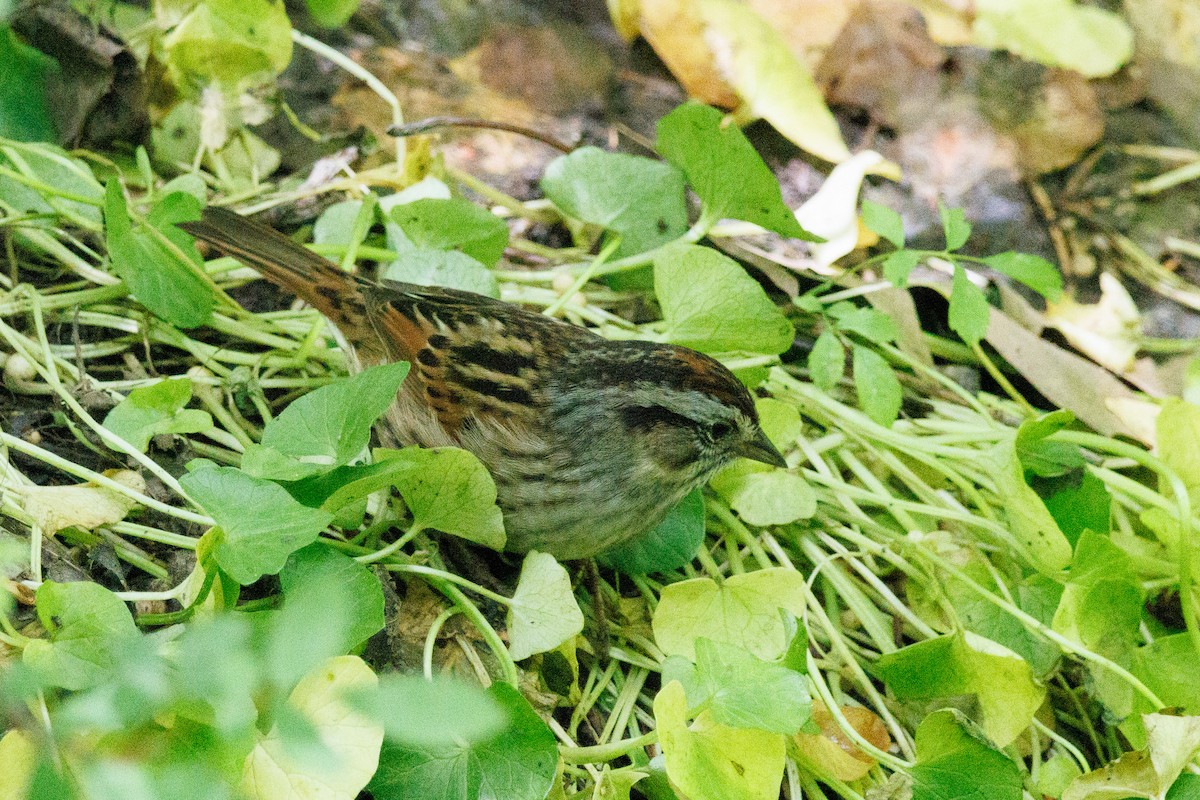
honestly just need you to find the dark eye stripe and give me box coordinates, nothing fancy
[621,404,698,433]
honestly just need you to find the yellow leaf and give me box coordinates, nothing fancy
[0,730,36,800]
[21,469,145,535]
[1046,272,1141,375]
[240,656,383,800]
[698,0,852,163]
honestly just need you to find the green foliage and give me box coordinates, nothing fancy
[541,146,688,257]
[860,200,904,249]
[23,581,139,691]
[304,0,360,28]
[875,631,1045,747]
[664,637,811,734]
[0,26,56,141]
[655,244,794,354]
[389,198,509,268]
[160,0,293,88]
[910,710,1022,800]
[182,464,335,584]
[104,183,217,328]
[656,102,818,240]
[597,488,706,575]
[102,378,214,452]
[369,682,558,800]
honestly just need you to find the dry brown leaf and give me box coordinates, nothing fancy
[793,699,891,782]
[983,306,1143,441]
[748,0,860,69]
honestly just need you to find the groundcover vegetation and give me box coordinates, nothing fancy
[1,4,1200,800]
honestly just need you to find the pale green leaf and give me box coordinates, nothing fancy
[653,568,807,661]
[102,378,213,452]
[875,631,1045,747]
[709,461,815,526]
[654,681,785,800]
[693,0,851,165]
[972,0,1133,79]
[506,551,584,661]
[655,244,793,354]
[860,201,904,249]
[239,656,383,800]
[541,147,687,257]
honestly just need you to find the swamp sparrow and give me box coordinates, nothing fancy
[180,208,787,559]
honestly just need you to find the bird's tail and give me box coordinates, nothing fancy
[179,206,375,349]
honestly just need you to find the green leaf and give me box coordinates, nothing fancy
[982,252,1063,300]
[541,146,688,257]
[101,379,213,452]
[656,102,817,240]
[161,0,292,88]
[375,447,505,550]
[1062,714,1200,800]
[971,0,1133,79]
[0,141,102,225]
[710,461,815,526]
[381,249,500,298]
[1039,470,1112,546]
[304,0,359,28]
[389,198,509,268]
[369,682,558,800]
[948,263,990,346]
[1134,634,1200,717]
[807,331,845,391]
[852,345,902,427]
[653,568,807,661]
[22,581,139,691]
[875,631,1044,747]
[989,437,1073,574]
[180,466,334,584]
[1015,409,1086,478]
[939,205,972,251]
[654,680,785,800]
[882,249,921,288]
[105,184,217,329]
[833,307,898,344]
[655,244,793,354]
[506,551,584,661]
[1157,399,1200,506]
[312,199,363,246]
[597,488,705,575]
[910,710,1022,800]
[668,638,811,734]
[260,362,411,470]
[348,673,508,748]
[860,201,904,248]
[0,26,56,141]
[280,543,384,653]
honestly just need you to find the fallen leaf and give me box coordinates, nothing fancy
[21,470,146,535]
[1046,272,1142,375]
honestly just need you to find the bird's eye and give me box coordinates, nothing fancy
[710,422,732,439]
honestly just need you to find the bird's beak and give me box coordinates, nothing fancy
[737,429,788,468]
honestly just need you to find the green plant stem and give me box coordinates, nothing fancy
[543,236,621,318]
[969,341,1035,416]
[559,731,657,763]
[417,573,520,686]
[291,30,405,167]
[0,430,212,526]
